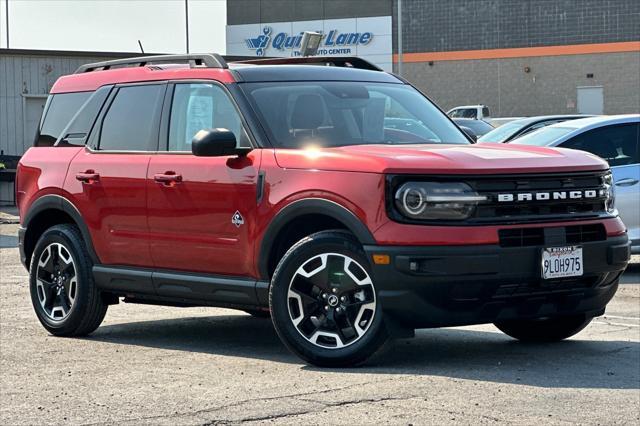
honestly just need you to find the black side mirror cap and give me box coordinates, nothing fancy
[191,128,252,157]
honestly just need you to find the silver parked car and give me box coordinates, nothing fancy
[478,115,592,143]
[513,115,640,253]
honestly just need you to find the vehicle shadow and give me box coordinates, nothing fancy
[91,314,298,364]
[90,314,639,390]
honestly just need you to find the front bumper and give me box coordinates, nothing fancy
[364,234,630,329]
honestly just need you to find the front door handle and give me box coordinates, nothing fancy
[76,170,100,183]
[615,178,639,187]
[154,171,183,186]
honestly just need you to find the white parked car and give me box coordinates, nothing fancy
[513,114,640,253]
[447,105,491,121]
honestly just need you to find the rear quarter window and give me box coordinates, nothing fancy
[36,92,92,146]
[57,86,112,147]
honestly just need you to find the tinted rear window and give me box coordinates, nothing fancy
[36,92,92,146]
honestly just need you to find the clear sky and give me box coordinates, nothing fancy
[0,0,227,54]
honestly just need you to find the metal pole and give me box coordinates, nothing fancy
[185,0,190,53]
[397,0,402,76]
[5,0,9,48]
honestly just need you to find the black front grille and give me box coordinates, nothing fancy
[499,223,607,247]
[471,172,608,223]
[475,200,604,221]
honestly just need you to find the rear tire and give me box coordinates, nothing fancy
[29,224,107,337]
[494,314,592,342]
[269,230,387,367]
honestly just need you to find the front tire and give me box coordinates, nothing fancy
[269,231,387,367]
[494,314,593,342]
[29,224,107,336]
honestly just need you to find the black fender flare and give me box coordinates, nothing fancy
[257,198,376,279]
[23,194,100,264]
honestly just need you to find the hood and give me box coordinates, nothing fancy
[273,143,608,175]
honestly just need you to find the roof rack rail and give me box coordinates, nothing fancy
[232,56,383,71]
[74,53,228,73]
[222,55,276,62]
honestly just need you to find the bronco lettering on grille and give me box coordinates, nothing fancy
[497,189,602,202]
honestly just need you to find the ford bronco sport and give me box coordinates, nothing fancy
[16,54,630,367]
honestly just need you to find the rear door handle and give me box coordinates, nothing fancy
[76,170,100,183]
[614,178,639,187]
[154,171,182,186]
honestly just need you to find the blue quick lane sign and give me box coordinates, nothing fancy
[245,26,373,57]
[228,16,392,71]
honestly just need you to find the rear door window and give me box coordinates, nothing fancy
[99,84,165,151]
[36,92,92,146]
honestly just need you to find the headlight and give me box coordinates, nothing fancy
[603,171,616,213]
[394,181,487,220]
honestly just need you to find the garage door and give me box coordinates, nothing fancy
[577,86,604,115]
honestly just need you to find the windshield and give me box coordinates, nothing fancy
[511,126,576,146]
[477,121,526,142]
[241,81,469,148]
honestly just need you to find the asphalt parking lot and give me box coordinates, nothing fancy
[1,220,639,425]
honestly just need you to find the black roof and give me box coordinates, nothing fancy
[231,65,403,84]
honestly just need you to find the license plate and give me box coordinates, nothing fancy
[541,246,583,279]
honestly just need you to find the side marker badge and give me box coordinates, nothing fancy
[232,211,245,228]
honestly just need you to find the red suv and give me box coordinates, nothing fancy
[16,54,630,366]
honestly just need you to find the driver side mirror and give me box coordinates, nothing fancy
[191,128,252,157]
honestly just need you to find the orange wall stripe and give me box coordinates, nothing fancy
[393,41,640,63]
